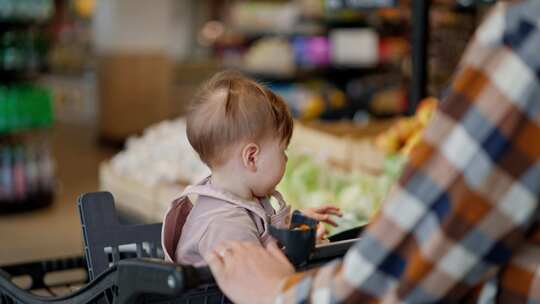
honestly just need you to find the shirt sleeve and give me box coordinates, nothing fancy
[198,209,262,258]
[274,2,540,303]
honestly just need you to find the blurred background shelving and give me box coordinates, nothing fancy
[0,0,500,270]
[0,0,56,212]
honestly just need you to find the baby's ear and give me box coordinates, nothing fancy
[241,143,259,171]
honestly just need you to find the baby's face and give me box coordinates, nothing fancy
[251,136,288,197]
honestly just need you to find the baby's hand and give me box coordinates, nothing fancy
[300,205,342,227]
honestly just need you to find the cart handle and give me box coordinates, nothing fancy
[115,258,214,302]
[115,238,357,302]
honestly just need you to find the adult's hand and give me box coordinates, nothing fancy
[301,205,342,227]
[206,241,295,304]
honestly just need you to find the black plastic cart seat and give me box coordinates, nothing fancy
[78,192,227,303]
[77,192,165,280]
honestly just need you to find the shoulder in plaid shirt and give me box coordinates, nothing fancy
[276,2,540,303]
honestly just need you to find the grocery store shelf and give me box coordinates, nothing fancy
[239,64,393,83]
[0,70,41,82]
[0,122,118,265]
[325,0,397,10]
[0,19,49,30]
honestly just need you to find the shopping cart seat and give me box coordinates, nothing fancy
[77,191,227,303]
[78,192,164,280]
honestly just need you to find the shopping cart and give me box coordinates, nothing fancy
[0,192,361,303]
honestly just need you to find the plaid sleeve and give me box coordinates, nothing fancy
[275,2,540,303]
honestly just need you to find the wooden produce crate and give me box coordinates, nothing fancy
[290,119,395,174]
[99,163,186,223]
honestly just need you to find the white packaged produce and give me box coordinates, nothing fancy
[110,118,210,187]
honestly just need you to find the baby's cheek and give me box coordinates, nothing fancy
[269,173,281,191]
[281,161,287,177]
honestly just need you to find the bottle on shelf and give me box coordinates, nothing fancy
[0,143,14,202]
[0,84,55,212]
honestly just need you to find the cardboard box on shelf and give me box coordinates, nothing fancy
[98,56,220,144]
[98,54,175,143]
[172,60,221,118]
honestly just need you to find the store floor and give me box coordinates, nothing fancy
[0,122,117,265]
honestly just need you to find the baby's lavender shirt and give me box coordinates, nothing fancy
[162,177,291,266]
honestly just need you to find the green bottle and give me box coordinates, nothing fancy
[19,85,31,131]
[6,87,19,133]
[0,86,7,133]
[37,86,53,128]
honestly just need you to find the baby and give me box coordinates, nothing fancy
[162,71,340,266]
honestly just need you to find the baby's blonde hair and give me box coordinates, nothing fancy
[187,70,293,168]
